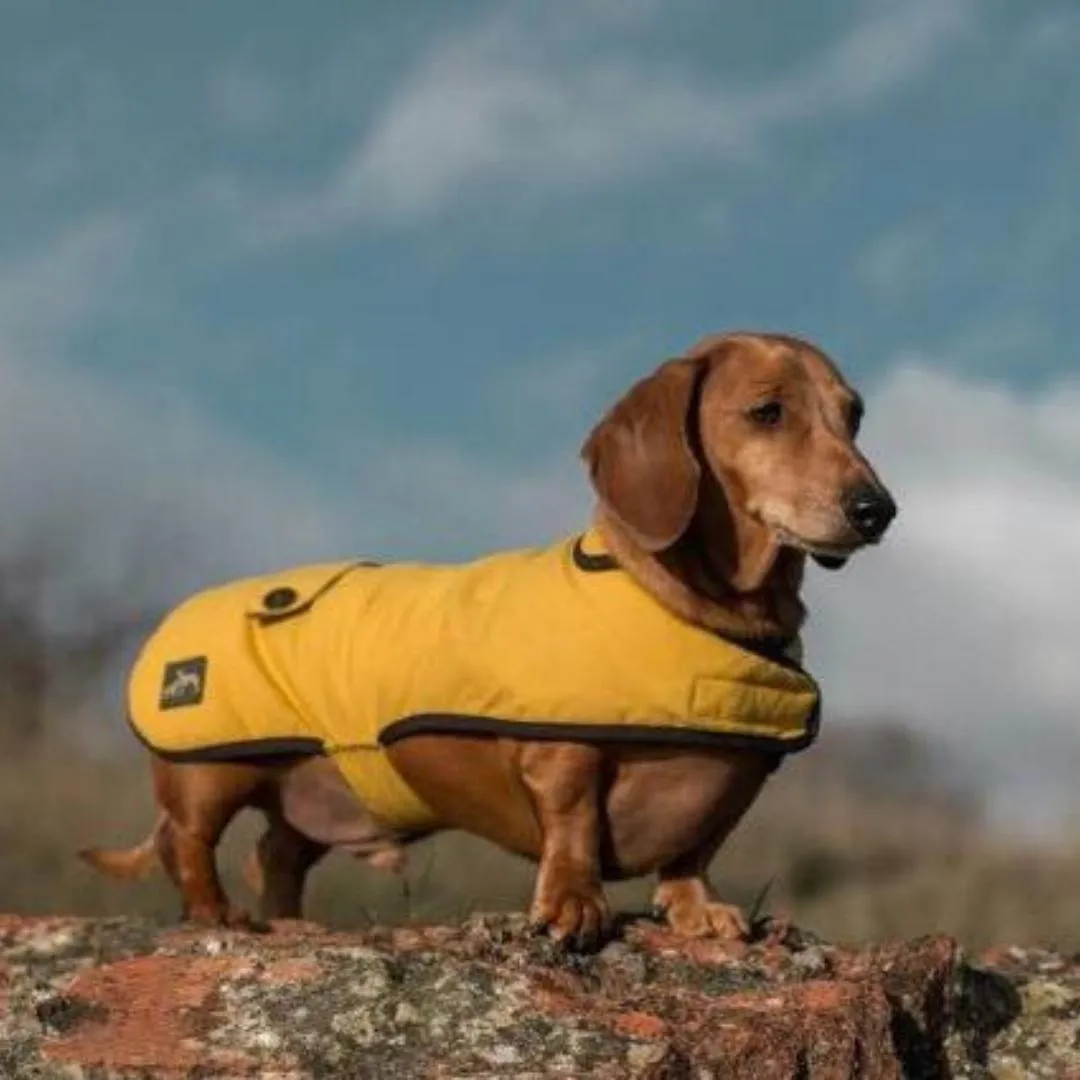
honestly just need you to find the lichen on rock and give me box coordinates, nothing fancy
[0,912,1076,1077]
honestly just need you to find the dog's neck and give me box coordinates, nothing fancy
[594,509,807,643]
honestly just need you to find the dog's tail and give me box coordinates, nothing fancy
[78,813,166,881]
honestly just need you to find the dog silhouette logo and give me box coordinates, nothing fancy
[160,657,208,709]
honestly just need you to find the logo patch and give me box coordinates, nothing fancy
[160,657,208,709]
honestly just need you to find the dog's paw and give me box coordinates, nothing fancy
[528,884,611,952]
[660,899,749,940]
[186,905,270,934]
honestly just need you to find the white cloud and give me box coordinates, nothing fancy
[348,441,589,559]
[805,361,1080,831]
[240,0,972,239]
[0,207,588,667]
[1021,7,1080,57]
[488,338,631,426]
[0,346,352,641]
[0,215,139,354]
[786,0,972,106]
[207,67,282,132]
[856,220,941,297]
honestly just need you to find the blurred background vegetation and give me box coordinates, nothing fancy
[2,548,1078,952]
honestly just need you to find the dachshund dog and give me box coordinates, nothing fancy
[81,331,895,948]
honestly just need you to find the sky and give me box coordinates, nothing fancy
[1,0,1079,829]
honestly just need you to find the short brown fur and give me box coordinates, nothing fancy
[80,331,895,948]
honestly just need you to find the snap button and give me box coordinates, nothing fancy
[263,586,299,611]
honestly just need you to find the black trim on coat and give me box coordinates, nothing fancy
[377,703,820,756]
[128,697,820,765]
[571,535,620,573]
[127,715,325,763]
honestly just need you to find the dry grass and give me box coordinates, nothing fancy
[3,726,1079,951]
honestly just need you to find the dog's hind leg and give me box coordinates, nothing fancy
[153,759,266,929]
[244,811,328,922]
[241,756,411,922]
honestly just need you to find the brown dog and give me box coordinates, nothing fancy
[81,331,895,948]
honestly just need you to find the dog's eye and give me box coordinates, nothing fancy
[849,400,864,437]
[748,401,783,427]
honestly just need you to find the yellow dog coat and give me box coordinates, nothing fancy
[128,532,821,832]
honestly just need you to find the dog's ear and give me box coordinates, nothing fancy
[581,357,703,552]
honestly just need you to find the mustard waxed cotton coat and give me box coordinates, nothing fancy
[128,532,822,831]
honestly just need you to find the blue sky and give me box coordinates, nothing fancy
[4,0,1077,466]
[2,0,1079,826]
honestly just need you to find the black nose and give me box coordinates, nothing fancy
[842,483,897,542]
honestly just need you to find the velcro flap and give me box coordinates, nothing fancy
[690,675,819,743]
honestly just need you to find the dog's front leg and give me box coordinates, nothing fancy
[652,841,749,941]
[651,753,775,940]
[519,742,610,949]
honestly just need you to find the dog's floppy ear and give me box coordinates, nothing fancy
[581,357,703,552]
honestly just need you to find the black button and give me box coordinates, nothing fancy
[263,586,298,611]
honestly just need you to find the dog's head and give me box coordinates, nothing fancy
[581,332,896,593]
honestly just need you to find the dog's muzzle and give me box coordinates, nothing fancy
[842,483,897,543]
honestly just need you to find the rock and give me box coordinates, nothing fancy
[0,911,1074,1077]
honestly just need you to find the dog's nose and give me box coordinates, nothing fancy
[842,483,897,542]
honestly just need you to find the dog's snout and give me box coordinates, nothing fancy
[842,483,897,542]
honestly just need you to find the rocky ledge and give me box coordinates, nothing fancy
[0,912,1077,1078]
